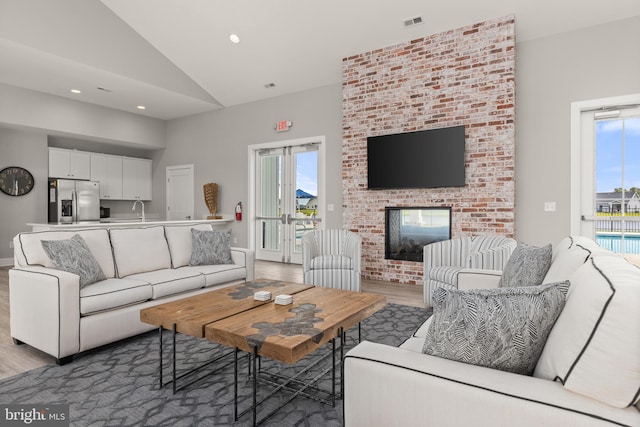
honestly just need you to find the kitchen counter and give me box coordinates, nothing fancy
[27,218,233,232]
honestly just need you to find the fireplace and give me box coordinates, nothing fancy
[385,207,451,262]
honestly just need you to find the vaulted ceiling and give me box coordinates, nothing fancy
[1,0,639,120]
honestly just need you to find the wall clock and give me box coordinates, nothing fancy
[0,166,35,196]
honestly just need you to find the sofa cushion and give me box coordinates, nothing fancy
[189,229,233,266]
[423,282,569,375]
[41,234,106,288]
[534,255,640,408]
[109,227,171,278]
[542,236,612,284]
[15,228,115,278]
[126,268,205,299]
[499,242,552,288]
[164,224,213,268]
[310,254,354,270]
[180,264,247,287]
[80,278,152,315]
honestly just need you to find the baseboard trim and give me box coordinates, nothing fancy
[0,257,14,267]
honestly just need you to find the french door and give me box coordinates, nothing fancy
[577,103,640,261]
[254,141,322,264]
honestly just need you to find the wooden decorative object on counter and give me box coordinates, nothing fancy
[204,182,222,219]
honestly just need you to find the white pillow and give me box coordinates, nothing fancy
[109,226,171,278]
[16,228,115,278]
[164,224,213,268]
[533,255,640,408]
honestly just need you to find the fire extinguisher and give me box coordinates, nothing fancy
[235,202,242,221]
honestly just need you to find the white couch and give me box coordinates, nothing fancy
[10,224,255,364]
[345,236,640,426]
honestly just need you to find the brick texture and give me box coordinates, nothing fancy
[342,16,515,285]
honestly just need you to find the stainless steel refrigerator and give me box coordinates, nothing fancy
[48,179,100,223]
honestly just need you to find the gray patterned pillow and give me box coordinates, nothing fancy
[189,229,233,266]
[41,234,106,288]
[499,242,552,288]
[422,281,569,375]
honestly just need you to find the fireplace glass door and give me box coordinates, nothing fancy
[385,207,451,262]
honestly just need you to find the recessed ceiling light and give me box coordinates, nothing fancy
[70,89,81,94]
[229,34,240,44]
[137,105,146,110]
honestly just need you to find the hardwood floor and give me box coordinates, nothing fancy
[0,261,425,380]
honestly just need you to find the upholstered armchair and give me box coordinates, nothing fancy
[302,229,362,291]
[423,235,517,306]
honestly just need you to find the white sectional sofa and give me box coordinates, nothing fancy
[10,224,255,364]
[345,236,640,427]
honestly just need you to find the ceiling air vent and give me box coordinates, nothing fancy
[403,16,423,28]
[264,83,276,89]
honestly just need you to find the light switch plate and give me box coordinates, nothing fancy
[544,202,557,212]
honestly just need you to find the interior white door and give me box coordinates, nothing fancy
[166,165,194,220]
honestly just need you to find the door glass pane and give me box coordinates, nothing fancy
[595,115,640,259]
[260,154,281,250]
[624,118,640,214]
[293,150,318,254]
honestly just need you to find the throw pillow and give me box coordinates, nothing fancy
[499,242,552,288]
[41,234,106,288]
[422,281,570,375]
[189,229,233,266]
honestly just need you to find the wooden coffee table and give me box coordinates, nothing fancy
[140,279,314,392]
[205,286,386,426]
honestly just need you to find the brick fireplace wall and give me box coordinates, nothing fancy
[342,16,515,285]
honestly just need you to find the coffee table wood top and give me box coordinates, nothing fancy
[140,279,314,338]
[204,287,386,364]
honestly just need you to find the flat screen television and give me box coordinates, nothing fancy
[367,125,465,189]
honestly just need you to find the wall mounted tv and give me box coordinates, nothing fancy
[367,125,466,189]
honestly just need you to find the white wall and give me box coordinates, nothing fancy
[154,84,343,248]
[0,83,165,149]
[0,128,48,262]
[515,16,640,246]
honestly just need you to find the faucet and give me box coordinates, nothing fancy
[132,200,145,222]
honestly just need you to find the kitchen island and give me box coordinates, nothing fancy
[27,217,233,232]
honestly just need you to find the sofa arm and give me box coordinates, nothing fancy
[230,247,255,281]
[457,268,503,290]
[9,267,81,361]
[344,341,639,427]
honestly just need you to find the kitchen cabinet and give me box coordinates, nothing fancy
[48,148,91,180]
[90,154,123,200]
[122,157,152,200]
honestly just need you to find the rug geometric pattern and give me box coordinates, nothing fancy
[0,303,431,426]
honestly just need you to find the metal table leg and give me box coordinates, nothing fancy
[172,323,177,395]
[158,326,163,389]
[252,346,258,427]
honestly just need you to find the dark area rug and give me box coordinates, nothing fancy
[0,303,431,426]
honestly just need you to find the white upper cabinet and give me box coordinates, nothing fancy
[48,148,91,180]
[122,157,152,200]
[90,154,123,200]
